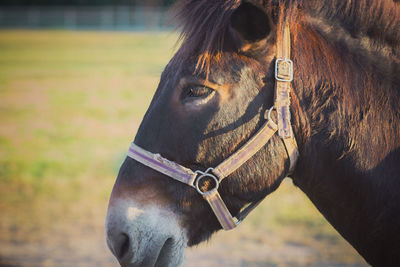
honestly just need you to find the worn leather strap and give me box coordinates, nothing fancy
[127,143,197,187]
[282,136,299,174]
[203,189,237,230]
[274,21,299,174]
[213,119,278,180]
[275,21,293,138]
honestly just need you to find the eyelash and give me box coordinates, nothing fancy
[185,86,214,98]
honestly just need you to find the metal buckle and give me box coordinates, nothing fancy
[275,58,293,82]
[195,168,219,195]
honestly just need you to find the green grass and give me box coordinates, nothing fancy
[0,30,366,266]
[0,30,176,198]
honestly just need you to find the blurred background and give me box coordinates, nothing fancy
[0,0,174,31]
[0,1,368,266]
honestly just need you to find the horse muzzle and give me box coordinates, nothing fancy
[106,198,186,267]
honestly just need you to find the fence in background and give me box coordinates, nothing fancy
[0,6,172,31]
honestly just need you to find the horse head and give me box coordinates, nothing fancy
[106,1,296,266]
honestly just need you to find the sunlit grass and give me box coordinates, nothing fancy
[0,30,176,197]
[0,30,366,266]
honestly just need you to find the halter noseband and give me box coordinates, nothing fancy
[126,22,299,230]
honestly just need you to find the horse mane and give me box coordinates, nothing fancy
[173,0,400,70]
[172,0,241,72]
[290,0,400,162]
[303,0,400,58]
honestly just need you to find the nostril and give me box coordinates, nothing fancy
[117,233,130,260]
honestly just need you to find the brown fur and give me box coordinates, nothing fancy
[108,1,400,266]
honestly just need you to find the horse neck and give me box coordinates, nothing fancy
[288,19,400,266]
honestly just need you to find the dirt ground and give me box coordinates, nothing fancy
[0,182,368,267]
[0,218,368,267]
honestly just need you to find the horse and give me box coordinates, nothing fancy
[105,0,400,266]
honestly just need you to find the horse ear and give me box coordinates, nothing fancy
[230,1,272,50]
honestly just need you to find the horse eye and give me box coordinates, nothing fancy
[185,86,214,99]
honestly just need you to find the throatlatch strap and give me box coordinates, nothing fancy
[282,137,299,174]
[213,120,278,180]
[127,143,197,187]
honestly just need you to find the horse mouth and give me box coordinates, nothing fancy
[116,236,186,267]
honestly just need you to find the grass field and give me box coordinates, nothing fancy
[0,30,367,266]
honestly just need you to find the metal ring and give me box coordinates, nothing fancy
[267,106,275,121]
[195,170,219,196]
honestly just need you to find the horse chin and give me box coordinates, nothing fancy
[118,237,186,267]
[186,227,216,247]
[106,199,187,267]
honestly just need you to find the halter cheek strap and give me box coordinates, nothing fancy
[275,22,299,174]
[126,22,299,230]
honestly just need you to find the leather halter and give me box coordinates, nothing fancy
[126,21,299,230]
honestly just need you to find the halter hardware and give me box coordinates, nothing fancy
[275,58,293,82]
[195,168,219,195]
[126,21,299,230]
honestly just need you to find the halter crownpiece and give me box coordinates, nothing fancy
[126,21,299,230]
